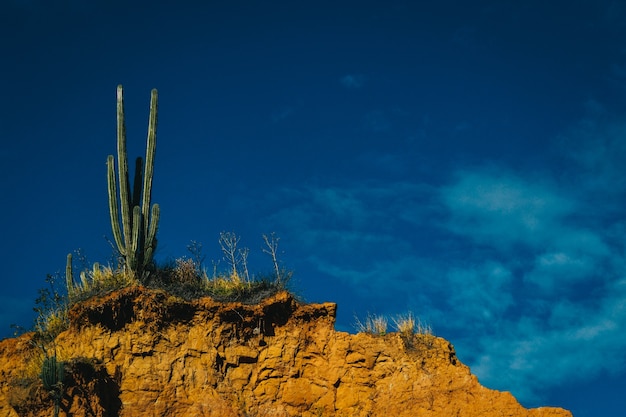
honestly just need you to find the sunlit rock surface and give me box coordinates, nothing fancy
[0,287,572,417]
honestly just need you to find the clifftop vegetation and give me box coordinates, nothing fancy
[24,85,290,361]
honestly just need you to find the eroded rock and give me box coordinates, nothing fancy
[0,287,572,417]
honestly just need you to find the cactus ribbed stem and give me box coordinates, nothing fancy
[107,85,160,279]
[41,356,64,391]
[116,86,133,260]
[143,89,158,244]
[41,356,64,417]
[107,155,126,256]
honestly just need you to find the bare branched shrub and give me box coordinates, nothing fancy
[186,240,205,275]
[262,232,292,285]
[33,274,69,342]
[63,233,293,307]
[239,247,250,282]
[219,231,249,283]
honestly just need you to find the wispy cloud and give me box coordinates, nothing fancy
[271,106,294,123]
[257,132,626,404]
[340,74,366,89]
[440,169,576,250]
[470,276,626,401]
[434,138,626,402]
[227,97,626,405]
[557,102,626,197]
[261,180,441,290]
[363,110,391,132]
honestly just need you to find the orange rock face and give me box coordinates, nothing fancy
[0,287,572,417]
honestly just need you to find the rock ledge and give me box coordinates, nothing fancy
[0,287,572,417]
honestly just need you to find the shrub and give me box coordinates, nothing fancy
[36,309,69,341]
[29,231,292,343]
[33,274,69,343]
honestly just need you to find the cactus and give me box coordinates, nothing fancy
[107,85,160,280]
[40,356,64,391]
[65,253,74,300]
[40,355,64,417]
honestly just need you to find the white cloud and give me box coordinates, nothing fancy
[525,248,602,293]
[445,262,515,326]
[434,159,626,403]
[257,158,626,404]
[441,169,575,250]
[467,276,626,402]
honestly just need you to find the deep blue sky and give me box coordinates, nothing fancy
[2,1,626,415]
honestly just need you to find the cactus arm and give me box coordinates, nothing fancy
[116,85,133,257]
[143,204,160,267]
[147,204,159,247]
[127,206,141,271]
[107,155,126,255]
[142,88,158,243]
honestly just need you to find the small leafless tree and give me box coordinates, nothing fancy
[239,247,250,282]
[219,231,250,282]
[219,232,240,279]
[186,240,205,275]
[262,232,287,285]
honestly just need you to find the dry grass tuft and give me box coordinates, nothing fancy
[355,311,432,340]
[69,264,137,303]
[354,313,388,335]
[392,312,432,336]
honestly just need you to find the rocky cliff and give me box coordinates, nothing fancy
[0,287,571,416]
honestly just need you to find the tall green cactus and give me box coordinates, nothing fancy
[107,85,160,279]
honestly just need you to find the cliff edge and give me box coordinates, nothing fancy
[0,287,572,416]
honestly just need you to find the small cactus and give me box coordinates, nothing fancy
[40,356,65,417]
[40,356,64,391]
[65,253,74,300]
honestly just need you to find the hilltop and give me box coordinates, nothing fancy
[0,286,571,417]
